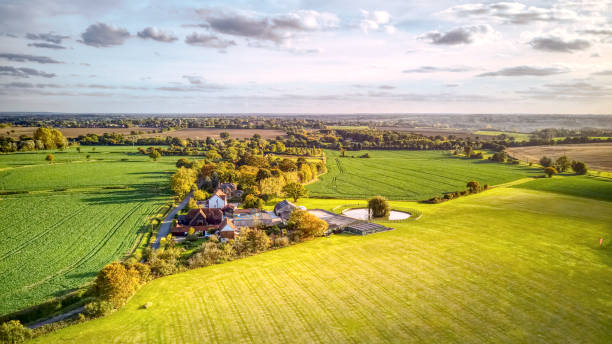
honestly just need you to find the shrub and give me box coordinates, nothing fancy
[426,196,443,204]
[544,166,558,178]
[84,300,114,318]
[272,237,290,248]
[571,160,587,175]
[554,155,570,172]
[0,320,32,344]
[188,242,234,268]
[192,189,209,201]
[45,154,54,164]
[187,198,198,210]
[287,210,328,240]
[539,156,552,167]
[233,228,271,256]
[368,196,390,218]
[242,194,265,209]
[176,158,193,169]
[93,262,141,308]
[483,184,490,190]
[466,181,480,193]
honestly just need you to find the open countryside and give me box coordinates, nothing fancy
[507,143,612,171]
[30,185,612,343]
[307,150,536,200]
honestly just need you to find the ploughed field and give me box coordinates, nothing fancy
[33,178,612,343]
[307,150,537,200]
[0,146,176,315]
[506,143,612,171]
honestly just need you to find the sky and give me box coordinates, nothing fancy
[0,0,611,114]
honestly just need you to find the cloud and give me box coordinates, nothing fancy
[478,66,569,77]
[182,75,203,84]
[195,9,339,44]
[517,82,612,99]
[360,10,396,34]
[0,82,62,88]
[0,66,56,78]
[403,66,473,73]
[0,53,62,64]
[185,32,236,48]
[25,32,69,44]
[592,70,612,76]
[27,43,66,50]
[379,85,395,90]
[80,23,130,47]
[137,27,178,42]
[419,25,493,45]
[528,37,590,52]
[441,2,578,25]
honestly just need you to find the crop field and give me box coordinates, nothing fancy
[307,150,538,200]
[138,128,286,140]
[506,143,612,171]
[2,127,158,139]
[32,185,612,343]
[0,146,178,315]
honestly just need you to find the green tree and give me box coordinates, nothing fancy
[287,210,328,240]
[539,156,552,167]
[571,161,587,175]
[368,196,390,218]
[149,150,161,161]
[466,181,480,193]
[554,155,570,172]
[176,158,193,168]
[220,131,230,139]
[544,166,558,178]
[242,194,264,209]
[282,182,307,202]
[0,320,32,344]
[45,154,54,164]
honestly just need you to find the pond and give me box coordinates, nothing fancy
[342,208,411,221]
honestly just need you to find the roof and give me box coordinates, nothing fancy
[274,200,296,214]
[214,189,226,197]
[220,218,236,231]
[234,208,259,215]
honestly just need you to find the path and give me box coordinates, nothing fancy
[153,191,192,249]
[28,306,85,329]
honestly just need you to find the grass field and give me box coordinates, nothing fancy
[0,146,178,315]
[307,150,538,200]
[138,128,286,140]
[513,175,612,202]
[506,143,612,171]
[32,186,612,343]
[473,130,531,142]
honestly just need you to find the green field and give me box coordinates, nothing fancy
[513,175,612,202]
[32,185,612,343]
[0,146,177,315]
[473,131,531,141]
[307,150,537,200]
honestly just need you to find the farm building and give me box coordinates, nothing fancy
[208,189,228,208]
[217,183,239,198]
[233,209,283,228]
[274,200,297,221]
[219,218,237,240]
[307,209,393,236]
[171,208,223,236]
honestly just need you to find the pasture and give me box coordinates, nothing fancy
[32,186,612,343]
[506,143,612,171]
[513,175,612,202]
[0,146,177,315]
[307,150,537,200]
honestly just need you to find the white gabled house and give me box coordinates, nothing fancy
[208,189,227,209]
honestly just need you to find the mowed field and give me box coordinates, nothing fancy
[0,146,178,315]
[307,150,538,200]
[507,143,612,171]
[33,181,612,343]
[138,128,286,140]
[2,127,158,138]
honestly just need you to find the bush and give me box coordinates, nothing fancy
[571,160,587,175]
[93,262,142,308]
[0,320,32,344]
[242,194,265,209]
[539,156,552,167]
[176,158,193,169]
[272,237,290,248]
[368,196,390,218]
[233,228,271,256]
[192,189,209,201]
[187,242,234,268]
[466,181,480,193]
[287,210,328,240]
[83,300,114,318]
[544,166,558,178]
[426,196,443,204]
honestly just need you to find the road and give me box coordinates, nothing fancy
[153,192,192,249]
[28,306,85,329]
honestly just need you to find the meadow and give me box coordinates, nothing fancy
[32,183,612,343]
[307,150,538,200]
[0,146,177,315]
[513,175,612,202]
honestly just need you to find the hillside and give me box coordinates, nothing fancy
[32,186,612,343]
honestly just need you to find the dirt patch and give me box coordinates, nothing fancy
[138,128,286,140]
[507,143,612,171]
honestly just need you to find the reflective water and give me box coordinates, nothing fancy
[343,208,411,220]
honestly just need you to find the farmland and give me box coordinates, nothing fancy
[0,146,177,315]
[506,143,612,171]
[513,175,612,202]
[2,127,159,139]
[307,150,538,200]
[472,130,531,142]
[32,186,612,343]
[138,128,286,140]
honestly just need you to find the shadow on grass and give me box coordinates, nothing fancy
[82,182,171,205]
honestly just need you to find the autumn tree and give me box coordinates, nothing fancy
[282,182,307,202]
[368,196,390,218]
[242,194,264,209]
[149,149,161,161]
[544,166,558,178]
[233,228,271,256]
[45,154,54,164]
[554,155,570,172]
[287,210,328,240]
[192,189,210,201]
[171,167,197,198]
[0,320,32,344]
[176,158,193,168]
[466,181,480,193]
[93,262,142,308]
[33,127,67,149]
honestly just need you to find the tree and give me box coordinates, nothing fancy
[187,198,198,210]
[242,194,264,209]
[233,228,270,256]
[287,210,328,240]
[539,156,552,167]
[220,131,230,139]
[45,154,54,164]
[554,155,570,172]
[0,320,32,344]
[149,149,161,161]
[76,147,81,153]
[463,146,473,157]
[571,160,587,175]
[93,262,141,308]
[368,196,390,218]
[176,158,193,168]
[279,158,297,172]
[466,181,480,193]
[171,167,197,198]
[192,189,209,201]
[544,166,558,178]
[282,182,307,202]
[33,127,67,149]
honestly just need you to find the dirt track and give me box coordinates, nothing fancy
[506,143,612,171]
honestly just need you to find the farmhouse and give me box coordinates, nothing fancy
[171,208,223,236]
[208,189,228,208]
[219,218,237,240]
